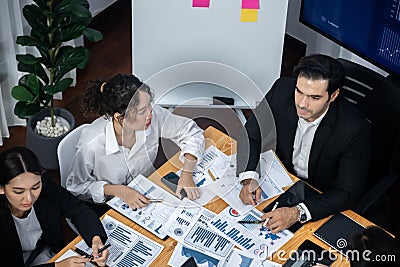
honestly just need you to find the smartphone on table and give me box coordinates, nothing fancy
[161,171,187,198]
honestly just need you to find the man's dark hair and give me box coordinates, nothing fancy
[293,54,345,96]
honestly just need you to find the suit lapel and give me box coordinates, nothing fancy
[280,101,298,169]
[1,209,25,266]
[308,103,337,180]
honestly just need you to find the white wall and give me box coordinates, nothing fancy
[89,0,117,16]
[285,0,388,76]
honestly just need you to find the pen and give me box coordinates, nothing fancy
[75,247,94,259]
[149,199,163,203]
[97,243,111,254]
[263,201,279,227]
[238,219,266,224]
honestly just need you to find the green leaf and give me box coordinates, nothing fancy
[31,29,49,43]
[11,86,36,102]
[55,0,90,14]
[14,101,42,119]
[18,62,49,84]
[59,24,86,42]
[19,74,41,96]
[54,46,88,81]
[32,0,48,8]
[83,28,103,42]
[16,54,40,65]
[43,78,73,95]
[23,5,49,33]
[16,36,41,47]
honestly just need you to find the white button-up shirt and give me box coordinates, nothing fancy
[66,105,204,203]
[292,109,327,179]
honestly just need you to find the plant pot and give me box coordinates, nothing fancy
[26,108,75,170]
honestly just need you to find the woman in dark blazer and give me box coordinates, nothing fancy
[0,146,109,267]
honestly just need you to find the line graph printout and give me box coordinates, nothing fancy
[75,215,163,267]
[164,198,234,260]
[209,207,293,258]
[107,174,182,239]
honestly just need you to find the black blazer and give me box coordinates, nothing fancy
[244,77,371,220]
[0,172,107,267]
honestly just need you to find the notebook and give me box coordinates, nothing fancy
[313,213,366,256]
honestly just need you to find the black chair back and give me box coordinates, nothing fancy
[337,58,400,215]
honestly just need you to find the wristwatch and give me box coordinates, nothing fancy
[295,204,307,223]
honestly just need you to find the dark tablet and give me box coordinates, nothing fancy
[283,239,337,266]
[161,171,187,198]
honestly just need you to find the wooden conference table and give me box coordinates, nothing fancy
[51,126,378,266]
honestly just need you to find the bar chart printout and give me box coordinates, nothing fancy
[107,174,182,239]
[210,209,293,258]
[164,198,235,260]
[75,215,163,267]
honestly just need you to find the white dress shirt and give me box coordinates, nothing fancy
[66,105,204,203]
[292,109,327,179]
[292,108,328,222]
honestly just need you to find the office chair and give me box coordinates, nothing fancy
[57,123,89,234]
[336,58,400,216]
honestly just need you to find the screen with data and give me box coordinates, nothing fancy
[300,0,400,77]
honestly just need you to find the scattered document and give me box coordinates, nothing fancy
[184,145,236,205]
[220,248,282,267]
[192,145,235,186]
[260,150,294,188]
[55,249,92,266]
[168,243,221,267]
[209,174,283,215]
[164,198,235,260]
[107,174,182,239]
[75,215,163,267]
[209,206,293,259]
[209,180,254,214]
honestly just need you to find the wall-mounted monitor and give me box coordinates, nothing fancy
[300,0,400,79]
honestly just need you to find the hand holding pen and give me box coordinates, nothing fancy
[238,202,279,226]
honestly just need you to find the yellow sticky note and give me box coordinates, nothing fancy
[240,9,258,22]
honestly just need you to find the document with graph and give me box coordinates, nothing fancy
[164,198,235,260]
[209,206,293,258]
[107,174,182,239]
[75,215,163,267]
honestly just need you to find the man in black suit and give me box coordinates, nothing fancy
[238,54,371,233]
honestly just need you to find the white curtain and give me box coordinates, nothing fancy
[0,0,78,146]
[0,0,26,146]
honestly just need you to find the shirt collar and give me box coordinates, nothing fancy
[299,107,329,126]
[105,119,120,155]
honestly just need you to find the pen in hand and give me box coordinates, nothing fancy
[263,201,279,227]
[96,243,111,255]
[238,219,266,224]
[149,199,163,203]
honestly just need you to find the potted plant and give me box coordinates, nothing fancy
[11,0,102,169]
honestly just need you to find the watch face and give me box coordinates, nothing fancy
[300,214,307,222]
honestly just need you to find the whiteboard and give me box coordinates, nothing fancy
[132,0,289,108]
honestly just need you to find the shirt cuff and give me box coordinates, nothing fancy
[298,202,312,222]
[89,181,109,203]
[238,171,260,184]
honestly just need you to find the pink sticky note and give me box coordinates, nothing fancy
[242,0,259,9]
[192,0,210,8]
